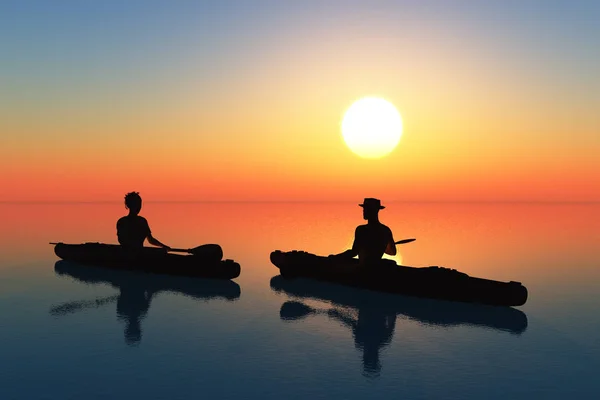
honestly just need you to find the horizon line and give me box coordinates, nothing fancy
[1,200,599,205]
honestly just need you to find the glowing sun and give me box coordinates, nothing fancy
[341,97,403,159]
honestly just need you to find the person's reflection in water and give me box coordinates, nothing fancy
[327,306,396,378]
[115,281,155,346]
[52,261,242,347]
[273,275,528,378]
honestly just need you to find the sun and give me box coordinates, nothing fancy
[341,97,403,159]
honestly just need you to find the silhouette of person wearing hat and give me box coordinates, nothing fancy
[117,192,171,250]
[330,198,396,267]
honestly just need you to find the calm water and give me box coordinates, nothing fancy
[1,202,599,399]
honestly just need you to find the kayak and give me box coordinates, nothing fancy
[270,250,528,307]
[54,261,241,301]
[269,275,527,334]
[54,242,240,280]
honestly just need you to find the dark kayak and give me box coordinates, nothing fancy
[54,242,240,280]
[270,275,527,334]
[270,250,527,307]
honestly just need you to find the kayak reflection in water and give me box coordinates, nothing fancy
[117,191,171,250]
[329,198,397,267]
[273,275,528,378]
[50,261,241,346]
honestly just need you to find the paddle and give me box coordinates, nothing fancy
[280,301,356,328]
[394,238,416,245]
[49,242,223,258]
[280,301,318,320]
[49,295,119,316]
[166,244,222,257]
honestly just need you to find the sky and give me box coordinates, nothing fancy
[1,0,599,202]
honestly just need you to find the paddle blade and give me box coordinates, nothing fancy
[188,244,223,259]
[395,238,416,245]
[169,244,223,261]
[280,301,314,321]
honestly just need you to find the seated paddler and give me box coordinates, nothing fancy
[329,198,396,267]
[117,192,171,251]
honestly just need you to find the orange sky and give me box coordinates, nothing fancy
[2,2,599,202]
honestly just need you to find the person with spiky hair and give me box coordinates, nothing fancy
[117,192,170,250]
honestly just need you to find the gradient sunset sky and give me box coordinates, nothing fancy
[2,1,599,202]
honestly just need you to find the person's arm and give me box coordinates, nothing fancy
[330,227,361,258]
[144,220,170,250]
[327,308,358,330]
[147,234,170,250]
[384,227,397,256]
[331,249,356,258]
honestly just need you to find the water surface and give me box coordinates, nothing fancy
[1,202,598,399]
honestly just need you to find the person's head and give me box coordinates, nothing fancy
[362,347,382,378]
[359,198,385,220]
[124,320,142,346]
[124,192,142,215]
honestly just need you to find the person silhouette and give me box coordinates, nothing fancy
[116,192,170,250]
[330,198,397,267]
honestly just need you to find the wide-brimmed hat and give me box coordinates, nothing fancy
[359,198,385,210]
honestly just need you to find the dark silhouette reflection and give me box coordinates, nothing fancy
[51,261,240,346]
[271,275,527,378]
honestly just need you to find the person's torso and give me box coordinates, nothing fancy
[117,215,150,247]
[356,223,391,264]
